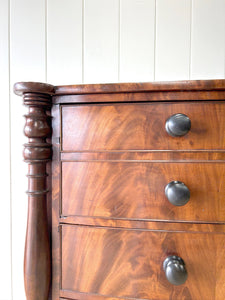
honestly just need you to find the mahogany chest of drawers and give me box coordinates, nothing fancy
[14,80,225,300]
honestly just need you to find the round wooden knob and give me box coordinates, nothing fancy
[165,181,190,206]
[165,113,191,137]
[163,255,188,285]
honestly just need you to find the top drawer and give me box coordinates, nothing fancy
[61,102,225,151]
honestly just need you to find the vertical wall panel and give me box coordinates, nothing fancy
[4,0,225,298]
[191,0,225,79]
[84,0,119,83]
[155,0,191,81]
[120,0,155,82]
[0,0,11,299]
[47,0,83,85]
[10,0,46,299]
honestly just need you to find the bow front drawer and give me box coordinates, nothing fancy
[60,225,225,300]
[61,162,225,222]
[61,102,225,151]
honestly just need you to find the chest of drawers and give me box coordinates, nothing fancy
[14,80,225,300]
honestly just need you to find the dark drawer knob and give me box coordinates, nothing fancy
[163,255,188,286]
[165,113,191,137]
[165,181,190,206]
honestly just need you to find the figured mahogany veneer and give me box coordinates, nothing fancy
[61,162,225,222]
[61,225,225,300]
[14,80,225,300]
[61,102,225,151]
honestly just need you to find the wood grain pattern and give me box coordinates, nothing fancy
[62,102,225,151]
[14,80,225,300]
[14,79,225,98]
[60,216,225,234]
[51,104,61,300]
[60,293,124,300]
[61,151,225,162]
[53,90,225,104]
[60,289,149,299]
[20,92,52,300]
[55,79,225,95]
[61,225,225,300]
[62,162,225,222]
[14,82,54,96]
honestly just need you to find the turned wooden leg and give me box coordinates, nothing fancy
[24,101,52,299]
[24,164,51,299]
[14,83,54,300]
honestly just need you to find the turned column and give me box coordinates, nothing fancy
[14,83,55,300]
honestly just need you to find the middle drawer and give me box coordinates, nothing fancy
[61,162,225,222]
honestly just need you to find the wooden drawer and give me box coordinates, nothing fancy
[61,162,225,222]
[61,225,225,300]
[61,102,225,151]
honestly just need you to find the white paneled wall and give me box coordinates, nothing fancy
[0,1,11,299]
[120,0,155,82]
[0,0,224,299]
[155,0,191,80]
[10,0,46,298]
[84,0,119,83]
[47,0,83,84]
[191,0,225,78]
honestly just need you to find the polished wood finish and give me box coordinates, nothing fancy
[61,102,225,151]
[60,293,121,300]
[14,80,225,300]
[61,162,225,222]
[60,216,225,233]
[54,90,225,104]
[14,79,225,99]
[14,82,54,96]
[61,151,225,162]
[14,88,52,300]
[61,225,225,300]
[55,79,225,95]
[51,104,61,300]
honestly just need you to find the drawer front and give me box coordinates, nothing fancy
[61,102,225,151]
[61,225,225,300]
[62,162,225,222]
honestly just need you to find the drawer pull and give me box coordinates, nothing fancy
[165,113,191,137]
[163,255,188,286]
[165,181,190,206]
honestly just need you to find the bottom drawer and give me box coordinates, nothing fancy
[61,225,225,300]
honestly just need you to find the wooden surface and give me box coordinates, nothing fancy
[60,216,225,233]
[5,4,225,296]
[51,104,61,300]
[13,79,225,97]
[9,2,225,298]
[58,81,225,299]
[14,89,52,300]
[62,102,225,151]
[61,151,225,162]
[61,162,225,222]
[14,80,225,300]
[54,90,225,105]
[14,82,54,96]
[61,225,225,300]
[55,79,225,95]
